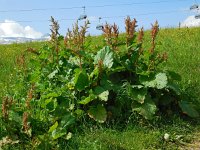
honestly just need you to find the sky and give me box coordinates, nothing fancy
[0,0,199,38]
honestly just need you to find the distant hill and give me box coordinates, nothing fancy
[0,33,50,44]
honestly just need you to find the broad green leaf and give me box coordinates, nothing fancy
[52,129,66,140]
[60,114,75,128]
[94,86,109,101]
[140,74,156,88]
[140,73,168,89]
[48,121,58,133]
[88,104,107,123]
[155,73,168,89]
[179,101,199,118]
[132,96,157,120]
[74,69,89,91]
[167,71,181,81]
[167,83,181,95]
[94,86,105,95]
[98,91,109,101]
[79,94,97,105]
[94,46,114,69]
[128,85,147,104]
[100,76,113,90]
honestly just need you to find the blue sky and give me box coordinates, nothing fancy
[0,0,197,37]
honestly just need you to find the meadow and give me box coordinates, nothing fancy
[0,19,200,149]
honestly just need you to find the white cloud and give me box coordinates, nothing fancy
[0,20,43,39]
[181,15,200,27]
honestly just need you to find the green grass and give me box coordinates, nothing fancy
[0,27,200,149]
[66,116,198,150]
[0,42,45,98]
[157,28,200,110]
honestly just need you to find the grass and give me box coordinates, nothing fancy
[66,116,198,150]
[0,27,200,149]
[0,42,45,98]
[157,28,200,110]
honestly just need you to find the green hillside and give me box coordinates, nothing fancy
[1,28,200,105]
[0,27,200,149]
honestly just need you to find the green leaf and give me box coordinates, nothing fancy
[140,73,168,89]
[79,94,97,105]
[132,96,157,120]
[43,98,57,111]
[75,109,84,117]
[128,85,147,104]
[140,74,156,87]
[48,121,58,133]
[167,83,181,95]
[179,101,199,118]
[44,92,59,99]
[52,129,66,140]
[94,46,114,69]
[60,114,75,128]
[100,76,113,90]
[94,86,109,101]
[48,69,58,79]
[74,69,89,91]
[129,47,140,64]
[94,86,105,95]
[88,104,107,123]
[155,73,168,89]
[98,91,109,101]
[167,71,181,81]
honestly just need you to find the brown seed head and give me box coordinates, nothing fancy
[64,20,89,51]
[125,16,137,46]
[50,16,60,56]
[26,47,39,55]
[22,112,30,132]
[102,22,119,49]
[2,96,9,119]
[150,21,159,54]
[50,16,60,42]
[151,20,159,41]
[2,96,13,119]
[138,27,144,43]
[16,54,26,69]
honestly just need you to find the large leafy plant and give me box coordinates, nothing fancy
[1,16,199,148]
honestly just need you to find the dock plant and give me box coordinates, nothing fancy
[1,16,199,148]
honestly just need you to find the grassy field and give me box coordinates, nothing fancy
[0,27,200,149]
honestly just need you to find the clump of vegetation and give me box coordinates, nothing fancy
[0,16,199,149]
